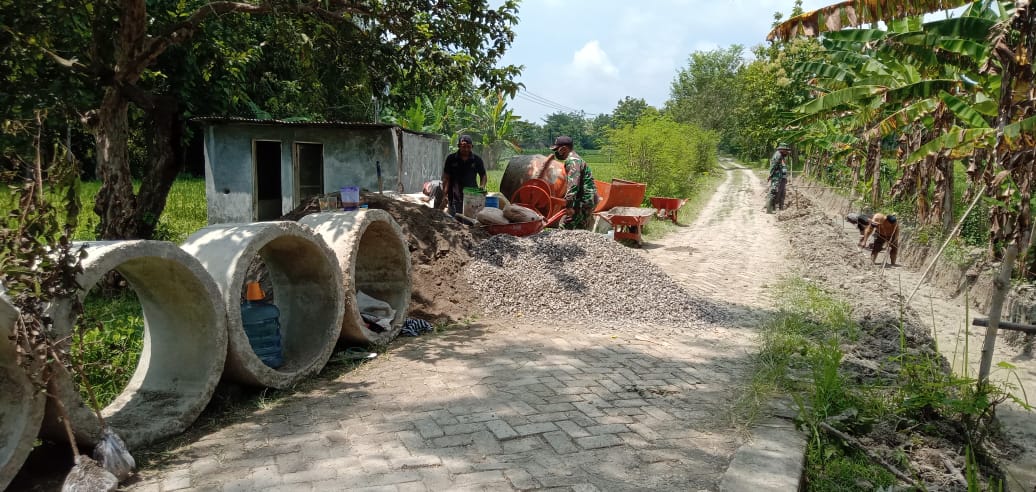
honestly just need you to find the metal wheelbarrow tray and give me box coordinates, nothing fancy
[596,206,656,246]
[649,197,687,224]
[483,219,546,237]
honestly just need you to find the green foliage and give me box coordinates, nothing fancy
[75,290,145,408]
[666,45,745,150]
[607,115,718,200]
[742,276,1015,490]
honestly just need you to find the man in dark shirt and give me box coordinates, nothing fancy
[441,134,487,216]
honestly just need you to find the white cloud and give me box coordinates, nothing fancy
[571,41,619,79]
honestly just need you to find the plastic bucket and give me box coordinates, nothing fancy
[462,187,486,218]
[340,186,360,211]
[484,196,500,209]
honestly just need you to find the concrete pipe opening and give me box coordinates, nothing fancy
[41,240,227,450]
[0,291,45,490]
[300,210,412,345]
[182,221,344,388]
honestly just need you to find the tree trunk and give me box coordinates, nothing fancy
[868,138,881,207]
[88,88,138,240]
[134,95,183,239]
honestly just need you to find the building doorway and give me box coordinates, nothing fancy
[254,140,282,221]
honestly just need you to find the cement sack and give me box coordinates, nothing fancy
[503,204,543,223]
[476,207,510,225]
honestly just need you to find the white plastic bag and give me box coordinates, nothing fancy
[92,427,136,481]
[62,455,118,492]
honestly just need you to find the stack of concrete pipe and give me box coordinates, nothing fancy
[0,210,411,484]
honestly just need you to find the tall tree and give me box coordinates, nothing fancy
[666,46,745,152]
[1,0,522,239]
[611,97,656,128]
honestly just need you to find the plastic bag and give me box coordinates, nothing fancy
[62,455,118,492]
[92,427,136,481]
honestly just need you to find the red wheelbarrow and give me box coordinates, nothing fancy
[596,207,656,246]
[649,197,687,224]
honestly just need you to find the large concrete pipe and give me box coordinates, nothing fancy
[41,241,227,450]
[182,221,343,388]
[499,154,567,201]
[299,210,412,345]
[0,291,45,490]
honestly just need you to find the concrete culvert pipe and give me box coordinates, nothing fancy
[300,210,412,345]
[0,291,46,490]
[182,221,344,388]
[41,240,227,450]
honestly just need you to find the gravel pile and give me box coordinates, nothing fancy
[465,229,719,328]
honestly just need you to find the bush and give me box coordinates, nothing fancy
[605,115,719,199]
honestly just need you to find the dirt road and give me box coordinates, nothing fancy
[642,158,788,321]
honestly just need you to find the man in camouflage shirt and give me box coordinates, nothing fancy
[767,142,791,212]
[547,136,598,230]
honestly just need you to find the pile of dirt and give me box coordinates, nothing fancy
[283,193,487,324]
[776,189,1017,489]
[362,193,488,323]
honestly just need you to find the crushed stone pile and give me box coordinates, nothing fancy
[465,229,721,328]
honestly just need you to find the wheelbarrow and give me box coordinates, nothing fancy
[483,219,546,237]
[649,197,687,224]
[596,206,656,246]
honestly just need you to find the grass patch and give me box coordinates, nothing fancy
[736,276,1019,490]
[74,288,145,408]
[0,177,207,243]
[73,177,207,243]
[734,276,895,490]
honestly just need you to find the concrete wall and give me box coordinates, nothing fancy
[398,130,449,193]
[203,123,446,224]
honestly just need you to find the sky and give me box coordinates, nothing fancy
[498,0,964,123]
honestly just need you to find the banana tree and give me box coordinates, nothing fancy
[458,92,521,170]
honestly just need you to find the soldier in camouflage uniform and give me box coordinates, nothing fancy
[767,142,791,213]
[547,135,598,230]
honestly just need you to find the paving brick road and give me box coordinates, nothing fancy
[123,163,788,492]
[127,321,757,491]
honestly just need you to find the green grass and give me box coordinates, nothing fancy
[735,276,1015,490]
[1,177,207,243]
[73,177,207,243]
[74,289,145,408]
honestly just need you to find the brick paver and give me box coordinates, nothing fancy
[125,319,755,491]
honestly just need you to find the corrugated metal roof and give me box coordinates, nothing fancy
[191,116,394,129]
[190,116,447,140]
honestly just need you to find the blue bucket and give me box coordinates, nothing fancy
[484,196,500,209]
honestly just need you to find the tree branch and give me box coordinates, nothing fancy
[127,0,375,82]
[818,422,921,488]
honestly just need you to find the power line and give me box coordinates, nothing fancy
[515,93,572,113]
[519,89,581,113]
